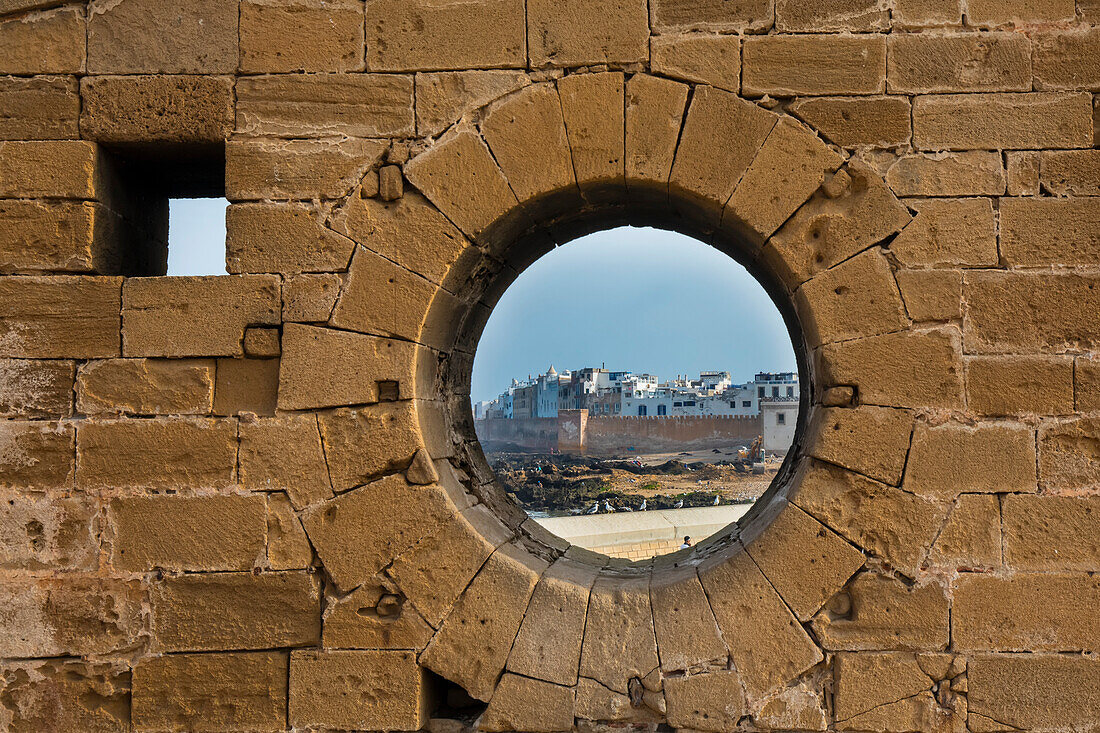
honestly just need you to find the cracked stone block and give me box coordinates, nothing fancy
[480,673,576,733]
[323,580,435,650]
[664,670,745,732]
[811,572,949,652]
[650,565,728,672]
[579,574,660,695]
[806,405,913,486]
[0,659,130,733]
[834,653,962,732]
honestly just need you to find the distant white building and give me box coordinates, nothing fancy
[621,371,798,418]
[762,398,798,454]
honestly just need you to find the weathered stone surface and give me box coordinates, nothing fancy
[0,75,79,140]
[0,201,123,274]
[888,34,1031,93]
[743,36,886,96]
[558,72,625,193]
[279,323,417,409]
[1007,150,1041,195]
[265,492,311,570]
[528,0,648,67]
[0,7,84,75]
[650,566,727,672]
[811,573,949,651]
[664,671,745,732]
[746,502,865,621]
[421,543,547,701]
[366,0,525,72]
[886,152,1005,197]
[109,494,265,571]
[892,0,963,26]
[0,490,96,570]
[833,653,961,732]
[236,74,415,138]
[0,577,141,657]
[904,423,1036,498]
[76,358,213,415]
[282,273,342,323]
[302,474,454,591]
[754,679,828,731]
[1004,494,1100,571]
[968,654,1100,731]
[889,198,998,268]
[1038,417,1100,491]
[796,248,907,346]
[481,673,575,733]
[239,415,332,509]
[574,675,663,723]
[651,34,739,92]
[624,73,688,189]
[1000,198,1100,266]
[243,327,280,358]
[132,652,287,733]
[789,96,911,148]
[213,357,278,416]
[895,270,962,322]
[323,580,435,649]
[316,401,421,490]
[967,0,1075,26]
[651,0,772,31]
[226,137,385,201]
[290,650,430,731]
[914,92,1093,150]
[151,571,320,652]
[966,355,1074,416]
[87,0,236,73]
[928,494,1002,570]
[578,574,660,694]
[794,460,947,577]
[698,549,823,698]
[226,203,356,273]
[1041,149,1100,196]
[1034,28,1100,91]
[240,0,364,73]
[81,75,234,144]
[818,328,964,410]
[0,659,130,733]
[77,417,236,489]
[807,405,912,486]
[329,246,436,342]
[965,272,1100,353]
[0,276,120,359]
[0,420,74,488]
[777,0,886,30]
[415,71,529,137]
[0,140,105,199]
[508,556,597,685]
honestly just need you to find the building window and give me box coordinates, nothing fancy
[674,401,682,407]
[758,387,765,398]
[742,400,751,408]
[639,405,647,416]
[787,386,794,397]
[772,386,780,397]
[777,413,786,425]
[658,404,667,416]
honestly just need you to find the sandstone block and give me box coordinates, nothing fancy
[746,502,865,621]
[226,203,356,274]
[243,327,279,358]
[132,652,287,733]
[967,0,1075,27]
[240,0,364,73]
[895,270,962,322]
[794,460,947,577]
[818,327,964,410]
[0,75,79,140]
[754,680,828,730]
[796,248,907,346]
[1007,150,1040,195]
[379,165,403,201]
[226,137,385,201]
[725,118,844,242]
[420,543,547,701]
[789,96,911,148]
[892,0,962,27]
[0,420,73,488]
[330,246,436,343]
[1040,149,1100,196]
[833,653,961,732]
[885,152,1005,197]
[76,358,214,415]
[87,0,236,73]
[404,129,519,245]
[811,573,949,651]
[0,577,141,657]
[213,357,279,416]
[0,489,96,570]
[888,198,997,268]
[776,0,886,30]
[481,673,575,733]
[966,355,1073,416]
[317,402,421,490]
[0,275,120,358]
[0,200,123,274]
[887,34,1030,93]
[240,415,333,509]
[122,275,279,357]
[76,417,236,489]
[664,671,745,732]
[905,423,1036,499]
[698,548,823,697]
[282,273,342,322]
[927,494,1001,570]
[528,0,648,67]
[0,7,84,75]
[322,580,435,649]
[290,650,431,731]
[108,494,265,572]
[152,571,320,652]
[415,71,529,137]
[302,474,454,591]
[236,74,414,138]
[651,34,739,92]
[1038,417,1100,491]
[624,73,689,190]
[1034,29,1100,91]
[0,659,130,733]
[1004,494,1100,571]
[650,0,773,31]
[954,573,1100,652]
[650,566,727,672]
[1000,198,1100,266]
[3,402,71,475]
[578,574,659,694]
[265,492,311,570]
[365,0,525,71]
[807,405,912,485]
[0,139,105,200]
[558,72,626,193]
[913,92,1093,150]
[968,655,1100,731]
[81,75,234,144]
[743,36,886,96]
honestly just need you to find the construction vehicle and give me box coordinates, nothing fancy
[733,436,767,474]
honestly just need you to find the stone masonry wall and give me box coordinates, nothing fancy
[1,1,1100,731]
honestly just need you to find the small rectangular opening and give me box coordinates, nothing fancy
[167,198,228,276]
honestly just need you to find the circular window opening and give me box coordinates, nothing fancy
[470,226,802,561]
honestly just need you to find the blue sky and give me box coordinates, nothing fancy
[167,198,229,276]
[471,227,797,403]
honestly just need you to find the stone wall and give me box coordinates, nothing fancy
[1,1,1099,732]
